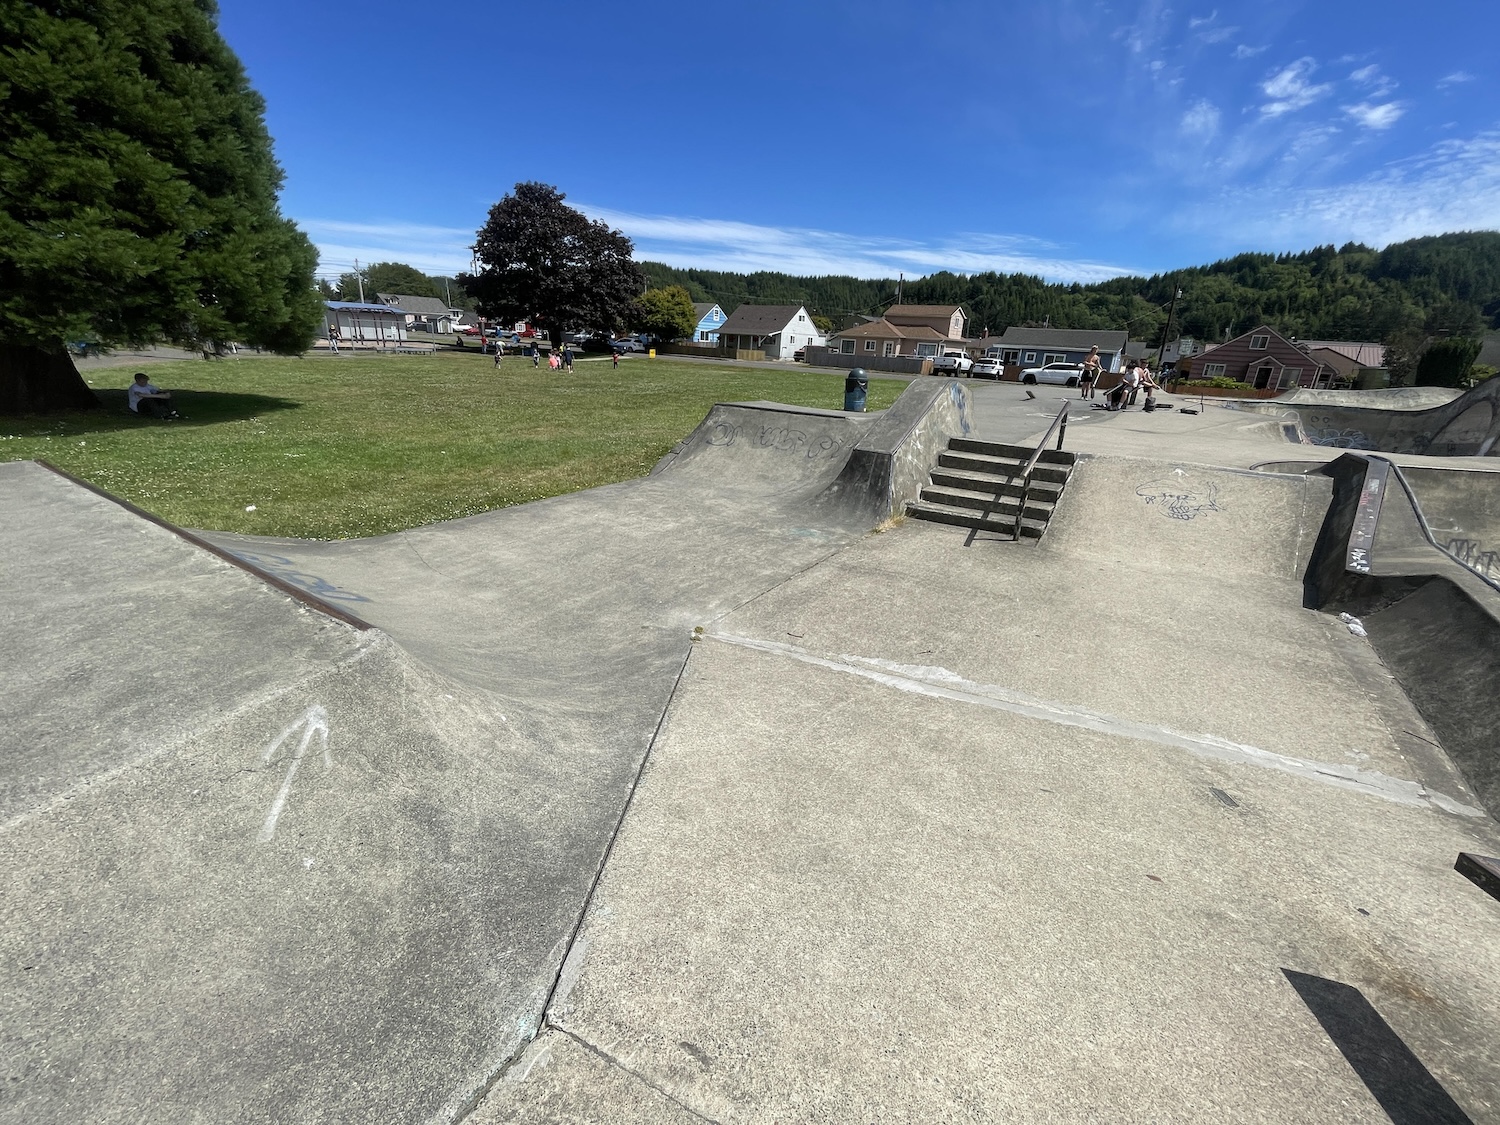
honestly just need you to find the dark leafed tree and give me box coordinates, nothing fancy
[1415,336,1483,388]
[461,183,643,343]
[335,261,440,303]
[0,0,322,414]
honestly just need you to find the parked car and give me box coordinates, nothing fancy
[1021,361,1083,386]
[971,358,1003,379]
[459,325,481,336]
[931,350,974,376]
[611,338,645,352]
[793,348,807,362]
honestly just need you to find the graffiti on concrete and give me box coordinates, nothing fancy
[1444,538,1500,580]
[1304,424,1378,450]
[702,420,848,461]
[230,550,371,603]
[1135,471,1226,521]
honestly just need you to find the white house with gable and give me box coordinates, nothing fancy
[716,304,826,360]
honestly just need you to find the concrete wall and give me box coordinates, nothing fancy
[804,347,933,375]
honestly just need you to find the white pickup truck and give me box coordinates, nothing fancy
[931,350,974,376]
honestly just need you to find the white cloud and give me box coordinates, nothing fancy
[1233,44,1266,58]
[1259,57,1333,117]
[1173,129,1500,248]
[576,205,1134,283]
[1343,101,1406,130]
[1181,99,1221,137]
[1438,70,1475,88]
[297,218,477,278]
[1188,11,1217,28]
[1349,64,1398,96]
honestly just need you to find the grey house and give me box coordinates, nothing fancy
[377,293,456,333]
[981,327,1129,372]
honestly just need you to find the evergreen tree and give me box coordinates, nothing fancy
[0,0,322,413]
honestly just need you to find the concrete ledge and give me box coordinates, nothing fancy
[814,378,974,523]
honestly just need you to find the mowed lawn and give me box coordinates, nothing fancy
[3,351,905,538]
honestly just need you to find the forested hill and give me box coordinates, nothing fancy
[640,231,1500,346]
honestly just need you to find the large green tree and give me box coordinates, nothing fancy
[336,261,440,303]
[630,285,697,342]
[1415,336,1483,388]
[0,0,322,413]
[461,182,643,344]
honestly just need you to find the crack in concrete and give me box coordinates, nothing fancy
[548,1025,722,1123]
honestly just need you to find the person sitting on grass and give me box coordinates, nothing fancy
[127,373,180,419]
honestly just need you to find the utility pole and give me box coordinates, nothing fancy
[354,258,365,303]
[1156,282,1182,372]
[896,273,903,306]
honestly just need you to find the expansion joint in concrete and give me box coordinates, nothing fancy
[447,641,699,1124]
[548,1024,723,1124]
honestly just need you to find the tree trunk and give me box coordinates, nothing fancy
[0,343,101,414]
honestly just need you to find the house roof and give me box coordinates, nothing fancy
[1296,340,1386,367]
[885,304,964,320]
[693,302,723,320]
[830,319,944,341]
[1304,347,1359,374]
[996,327,1129,352]
[376,293,451,317]
[325,301,406,314]
[717,304,807,336]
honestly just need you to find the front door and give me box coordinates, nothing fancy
[1252,364,1275,389]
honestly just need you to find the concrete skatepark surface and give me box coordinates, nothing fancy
[4,381,1500,1123]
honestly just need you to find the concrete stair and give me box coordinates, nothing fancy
[906,438,1077,540]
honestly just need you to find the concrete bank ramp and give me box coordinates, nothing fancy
[1278,386,1464,410]
[1254,378,1500,455]
[0,461,643,1124]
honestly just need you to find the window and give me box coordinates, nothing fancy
[1204,363,1226,377]
[1284,367,1302,384]
[1249,334,1269,350]
[1043,353,1065,365]
[865,339,876,351]
[841,339,855,355]
[1001,350,1020,363]
[883,342,895,357]
[1024,352,1036,362]
[916,342,939,357]
[799,314,805,322]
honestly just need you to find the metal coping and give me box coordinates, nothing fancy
[34,460,374,632]
[1369,455,1500,596]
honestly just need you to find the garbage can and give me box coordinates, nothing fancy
[844,368,868,412]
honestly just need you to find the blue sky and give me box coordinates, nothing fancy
[219,0,1499,285]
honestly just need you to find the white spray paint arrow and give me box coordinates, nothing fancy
[256,704,332,844]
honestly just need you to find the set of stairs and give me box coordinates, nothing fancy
[906,438,1078,540]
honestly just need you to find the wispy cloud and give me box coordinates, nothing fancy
[1187,9,1237,42]
[1343,101,1405,130]
[297,218,476,278]
[1349,64,1398,97]
[1174,129,1500,248]
[1259,57,1333,117]
[1233,44,1266,59]
[577,205,1134,283]
[1438,70,1475,88]
[1181,99,1221,138]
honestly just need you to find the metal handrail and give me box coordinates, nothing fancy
[1009,401,1071,540]
[1369,454,1500,595]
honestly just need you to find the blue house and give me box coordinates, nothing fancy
[693,302,728,344]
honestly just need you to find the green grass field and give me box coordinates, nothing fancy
[3,351,904,538]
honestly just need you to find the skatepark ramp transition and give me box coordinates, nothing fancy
[1299,453,1500,816]
[1242,378,1500,456]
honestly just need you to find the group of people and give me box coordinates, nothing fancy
[1078,346,1161,411]
[528,344,574,371]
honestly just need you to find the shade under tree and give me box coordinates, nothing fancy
[0,0,323,413]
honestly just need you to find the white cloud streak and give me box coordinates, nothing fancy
[1438,70,1475,88]
[576,205,1135,283]
[1343,101,1405,130]
[1259,57,1333,117]
[297,218,477,278]
[1181,99,1221,137]
[1174,129,1500,248]
[1233,44,1266,58]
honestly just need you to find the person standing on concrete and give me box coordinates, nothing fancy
[1080,346,1101,399]
[327,324,340,354]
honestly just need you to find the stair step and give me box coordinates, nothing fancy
[949,437,1077,466]
[920,485,1056,521]
[906,500,1050,538]
[939,451,1072,485]
[929,468,1063,501]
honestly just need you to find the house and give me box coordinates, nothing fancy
[1185,325,1335,390]
[716,304,826,360]
[827,318,948,360]
[1297,340,1386,369]
[376,293,456,333]
[323,301,409,345]
[884,304,968,342]
[693,302,728,344]
[981,327,1129,372]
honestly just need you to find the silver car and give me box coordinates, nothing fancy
[1020,362,1083,386]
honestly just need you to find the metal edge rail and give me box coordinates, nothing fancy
[1368,454,1500,595]
[1010,401,1071,541]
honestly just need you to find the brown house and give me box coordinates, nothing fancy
[1187,325,1335,391]
[883,304,968,341]
[827,318,947,359]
